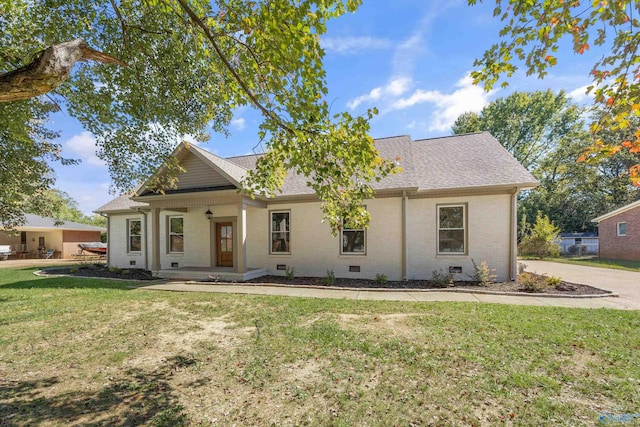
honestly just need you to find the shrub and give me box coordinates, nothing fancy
[285,266,295,280]
[518,212,561,258]
[471,259,497,285]
[546,276,562,287]
[375,273,388,284]
[70,267,79,274]
[323,269,335,285]
[431,269,453,288]
[518,272,547,293]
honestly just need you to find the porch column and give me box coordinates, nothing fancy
[151,207,161,272]
[237,201,247,273]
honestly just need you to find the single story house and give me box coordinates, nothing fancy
[592,199,640,261]
[95,132,538,282]
[0,214,106,259]
[556,232,599,255]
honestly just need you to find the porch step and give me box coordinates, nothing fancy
[156,267,267,282]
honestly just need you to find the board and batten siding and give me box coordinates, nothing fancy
[174,152,234,190]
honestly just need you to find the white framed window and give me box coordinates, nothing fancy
[168,216,184,253]
[438,204,466,254]
[341,218,366,255]
[127,219,142,253]
[617,222,627,237]
[270,211,290,254]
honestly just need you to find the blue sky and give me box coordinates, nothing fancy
[51,0,599,215]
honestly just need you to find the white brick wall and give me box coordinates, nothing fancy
[406,194,512,282]
[108,193,513,281]
[246,199,403,280]
[108,214,146,269]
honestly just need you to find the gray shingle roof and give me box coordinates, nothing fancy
[95,192,148,213]
[10,214,107,231]
[96,132,537,212]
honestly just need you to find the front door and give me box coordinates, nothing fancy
[216,222,233,267]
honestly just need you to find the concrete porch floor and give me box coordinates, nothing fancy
[156,266,267,282]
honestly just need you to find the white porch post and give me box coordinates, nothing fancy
[151,207,161,272]
[237,201,247,273]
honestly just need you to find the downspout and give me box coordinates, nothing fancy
[402,190,408,280]
[509,187,520,281]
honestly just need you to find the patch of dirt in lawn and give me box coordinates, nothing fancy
[338,313,420,337]
[39,264,155,280]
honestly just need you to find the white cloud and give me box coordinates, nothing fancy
[231,117,246,131]
[568,84,594,103]
[392,74,492,132]
[347,77,413,110]
[321,36,392,54]
[64,131,105,167]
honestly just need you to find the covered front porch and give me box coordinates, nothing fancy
[137,190,267,282]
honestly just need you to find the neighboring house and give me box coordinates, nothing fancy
[0,214,106,259]
[557,232,599,255]
[95,132,538,282]
[592,200,640,261]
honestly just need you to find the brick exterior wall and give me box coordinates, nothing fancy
[62,230,102,259]
[598,206,640,261]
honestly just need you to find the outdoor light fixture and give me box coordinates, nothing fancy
[205,208,213,220]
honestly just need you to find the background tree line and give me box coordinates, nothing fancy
[452,90,640,235]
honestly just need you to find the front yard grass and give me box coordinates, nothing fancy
[1,266,639,426]
[524,256,640,272]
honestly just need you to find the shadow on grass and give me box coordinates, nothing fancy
[0,356,194,426]
[0,277,136,291]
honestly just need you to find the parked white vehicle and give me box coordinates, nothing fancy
[0,245,13,261]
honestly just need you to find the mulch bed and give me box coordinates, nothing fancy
[245,275,611,296]
[38,267,611,296]
[39,265,156,281]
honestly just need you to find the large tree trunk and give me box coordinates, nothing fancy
[0,39,125,102]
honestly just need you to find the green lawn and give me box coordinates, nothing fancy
[1,266,639,426]
[526,256,640,272]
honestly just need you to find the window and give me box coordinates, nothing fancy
[128,219,142,253]
[169,216,184,252]
[270,211,290,253]
[341,219,365,255]
[438,205,466,254]
[617,222,627,237]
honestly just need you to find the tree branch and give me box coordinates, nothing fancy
[0,39,126,102]
[174,0,295,136]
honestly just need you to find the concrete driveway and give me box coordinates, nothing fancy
[524,260,640,310]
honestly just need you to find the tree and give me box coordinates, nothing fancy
[452,91,640,233]
[452,90,586,170]
[518,212,561,259]
[23,189,107,228]
[0,0,398,232]
[469,0,640,183]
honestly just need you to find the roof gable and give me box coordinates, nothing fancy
[138,142,247,196]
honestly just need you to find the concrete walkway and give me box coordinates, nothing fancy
[139,260,640,310]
